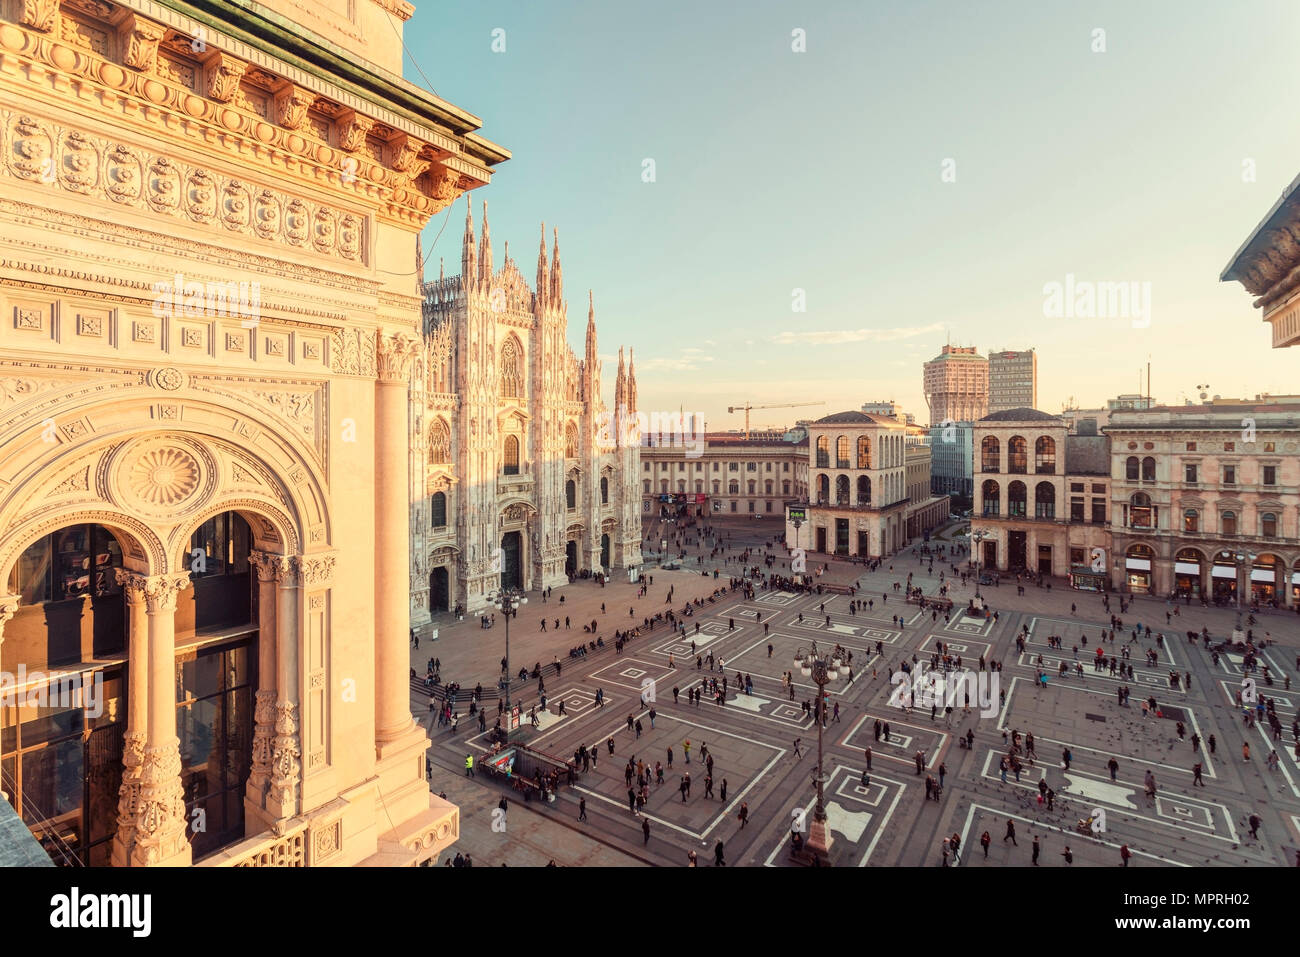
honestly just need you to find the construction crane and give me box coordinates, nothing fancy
[727,401,826,439]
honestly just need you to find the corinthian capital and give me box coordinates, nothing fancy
[377,333,420,383]
[249,550,291,583]
[205,51,247,103]
[140,574,192,614]
[0,594,19,636]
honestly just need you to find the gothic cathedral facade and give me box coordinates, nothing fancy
[414,200,642,618]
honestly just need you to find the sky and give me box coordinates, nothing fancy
[404,0,1300,431]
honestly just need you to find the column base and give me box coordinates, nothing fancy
[374,721,435,827]
[806,818,834,863]
[359,793,459,866]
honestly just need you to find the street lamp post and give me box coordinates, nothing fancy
[490,587,528,737]
[971,528,988,598]
[794,641,851,863]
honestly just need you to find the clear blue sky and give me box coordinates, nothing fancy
[405,0,1300,430]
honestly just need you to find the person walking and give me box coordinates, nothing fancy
[738,802,749,829]
[980,830,991,858]
[1107,757,1119,781]
[1061,846,1073,865]
[1004,819,1018,845]
[1193,762,1205,787]
[1031,835,1040,865]
[714,840,725,866]
[1249,814,1261,839]
[1120,844,1132,867]
[683,740,691,764]
[465,753,474,777]
[720,778,728,802]
[642,818,651,845]
[793,738,803,758]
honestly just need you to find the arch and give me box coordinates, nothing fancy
[1220,509,1237,535]
[1182,507,1199,532]
[1125,456,1139,481]
[981,436,1000,472]
[816,474,829,503]
[1260,511,1278,538]
[815,435,829,468]
[600,476,609,505]
[0,394,322,579]
[428,418,451,465]
[857,475,871,505]
[1007,480,1027,517]
[1126,542,1155,559]
[503,434,520,475]
[1034,436,1056,474]
[835,436,850,469]
[835,474,850,505]
[1007,436,1027,473]
[1141,456,1155,482]
[499,335,525,397]
[1034,481,1055,519]
[565,420,579,459]
[566,479,577,509]
[857,435,871,469]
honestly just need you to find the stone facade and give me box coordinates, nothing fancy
[0,0,504,865]
[416,206,642,616]
[640,433,809,518]
[923,345,988,426]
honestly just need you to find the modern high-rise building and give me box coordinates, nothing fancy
[922,346,989,426]
[988,349,1037,414]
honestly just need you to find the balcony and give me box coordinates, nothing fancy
[498,472,535,496]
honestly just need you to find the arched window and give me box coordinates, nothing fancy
[601,476,609,504]
[1007,436,1027,473]
[1034,481,1055,519]
[836,475,850,505]
[977,478,998,514]
[430,492,447,528]
[1183,508,1198,532]
[502,434,520,475]
[499,337,525,397]
[857,475,871,505]
[566,479,576,509]
[1007,481,1027,517]
[428,419,450,464]
[836,436,850,469]
[1141,456,1155,482]
[1261,512,1278,537]
[1125,457,1139,481]
[816,474,829,503]
[1221,510,1237,535]
[1034,436,1056,474]
[857,435,871,469]
[981,436,1000,472]
[815,436,829,468]
[565,421,579,458]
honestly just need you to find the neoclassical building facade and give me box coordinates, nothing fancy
[415,202,642,618]
[0,0,505,865]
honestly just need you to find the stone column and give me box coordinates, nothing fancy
[245,552,281,809]
[110,572,148,866]
[132,573,192,867]
[0,595,18,804]
[267,556,300,821]
[375,334,420,743]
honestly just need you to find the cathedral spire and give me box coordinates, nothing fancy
[628,347,638,413]
[536,222,548,311]
[461,195,476,289]
[478,199,492,283]
[550,227,563,304]
[615,345,627,414]
[585,291,597,361]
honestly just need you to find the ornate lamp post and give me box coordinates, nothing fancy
[971,528,989,598]
[489,587,528,736]
[790,508,805,579]
[793,641,851,862]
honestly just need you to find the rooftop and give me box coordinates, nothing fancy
[978,408,1061,423]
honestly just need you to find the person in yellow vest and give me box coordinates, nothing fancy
[465,753,475,777]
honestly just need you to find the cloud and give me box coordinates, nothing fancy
[771,322,944,346]
[635,352,716,373]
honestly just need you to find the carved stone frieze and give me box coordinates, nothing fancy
[205,51,247,103]
[1,110,367,262]
[337,110,375,152]
[269,701,302,813]
[274,83,315,130]
[131,742,189,866]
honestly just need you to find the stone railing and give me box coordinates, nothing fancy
[199,820,309,867]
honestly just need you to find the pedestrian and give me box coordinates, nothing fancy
[1193,762,1205,786]
[1120,844,1132,867]
[1244,742,1251,761]
[684,740,691,763]
[793,738,802,758]
[1107,757,1118,782]
[1004,819,1017,845]
[980,830,991,858]
[738,802,749,828]
[865,747,872,771]
[1061,845,1073,865]
[1208,734,1216,754]
[628,787,637,814]
[643,818,651,845]
[715,840,725,867]
[1249,814,1261,839]
[1032,835,1040,865]
[464,753,474,777]
[720,778,728,802]
[578,797,588,821]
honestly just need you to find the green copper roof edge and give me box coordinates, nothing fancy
[154,0,509,166]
